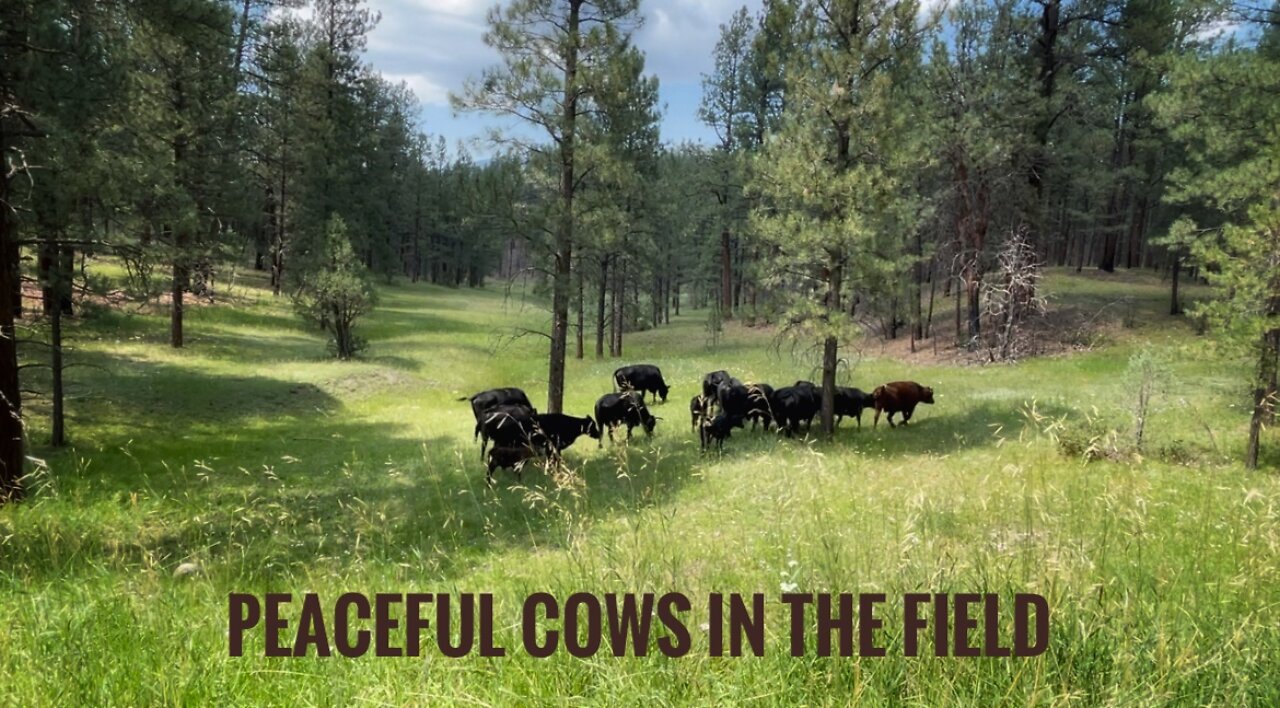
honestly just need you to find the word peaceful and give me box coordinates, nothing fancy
[228,592,1049,659]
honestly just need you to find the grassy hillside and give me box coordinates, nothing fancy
[2,266,1278,705]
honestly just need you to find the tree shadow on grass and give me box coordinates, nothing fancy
[10,381,704,586]
[8,296,1076,590]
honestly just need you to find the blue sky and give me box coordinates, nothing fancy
[363,0,763,155]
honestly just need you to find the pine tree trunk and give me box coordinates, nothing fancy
[171,228,187,349]
[575,259,584,359]
[1169,250,1182,316]
[50,294,65,447]
[912,229,924,345]
[0,125,24,502]
[925,259,937,340]
[596,254,608,359]
[720,228,733,320]
[820,257,843,437]
[546,0,581,414]
[613,258,625,357]
[1246,328,1280,469]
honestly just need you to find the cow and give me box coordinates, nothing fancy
[533,413,601,457]
[460,387,535,453]
[690,394,711,432]
[477,404,543,458]
[594,392,658,445]
[872,381,935,428]
[613,364,670,403]
[771,384,821,437]
[834,386,874,429]
[716,377,752,422]
[745,383,775,431]
[701,370,733,401]
[701,412,745,453]
[486,445,541,485]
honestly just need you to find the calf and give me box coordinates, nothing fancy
[613,364,670,403]
[486,445,541,484]
[533,413,601,457]
[745,383,775,430]
[872,381,935,428]
[771,384,820,437]
[834,386,874,429]
[701,412,745,453]
[690,394,711,432]
[594,392,658,445]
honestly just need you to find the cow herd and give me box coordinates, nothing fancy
[460,364,935,484]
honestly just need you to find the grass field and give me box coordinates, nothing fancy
[2,266,1279,705]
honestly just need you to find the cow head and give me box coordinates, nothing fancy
[922,386,935,404]
[642,410,658,436]
[583,416,602,439]
[657,383,670,402]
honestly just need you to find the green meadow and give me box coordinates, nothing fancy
[2,266,1278,706]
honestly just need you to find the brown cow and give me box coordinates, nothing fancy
[872,381,934,428]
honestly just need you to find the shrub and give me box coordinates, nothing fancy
[293,216,377,359]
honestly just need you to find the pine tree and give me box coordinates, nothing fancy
[752,0,930,435]
[453,0,643,413]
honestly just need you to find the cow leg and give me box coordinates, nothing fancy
[873,407,882,428]
[855,411,862,429]
[887,412,897,428]
[480,435,489,461]
[626,424,634,440]
[903,406,914,425]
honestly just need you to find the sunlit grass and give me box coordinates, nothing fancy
[1,263,1277,705]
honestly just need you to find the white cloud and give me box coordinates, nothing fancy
[362,0,748,143]
[380,71,451,105]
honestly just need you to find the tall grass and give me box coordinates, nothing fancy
[1,267,1277,705]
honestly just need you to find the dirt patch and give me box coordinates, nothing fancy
[318,369,418,399]
[851,303,1111,366]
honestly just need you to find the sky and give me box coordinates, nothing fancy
[362,0,763,155]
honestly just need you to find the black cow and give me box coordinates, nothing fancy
[702,370,732,401]
[477,404,542,458]
[873,381,935,428]
[716,377,752,420]
[771,384,820,437]
[614,364,670,403]
[745,383,775,431]
[533,413,601,456]
[460,387,535,449]
[701,412,744,452]
[690,394,711,432]
[594,392,658,445]
[486,445,541,484]
[834,387,874,429]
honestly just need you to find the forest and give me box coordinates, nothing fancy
[3,0,1279,501]
[2,1,1280,702]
